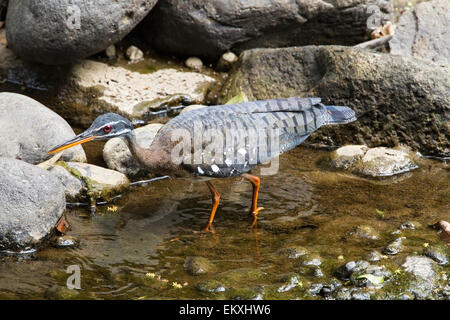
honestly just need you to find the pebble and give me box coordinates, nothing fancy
[382,237,405,255]
[105,44,116,59]
[126,45,144,63]
[55,236,78,248]
[185,57,203,71]
[217,51,238,71]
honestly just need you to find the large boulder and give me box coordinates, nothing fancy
[0,157,65,251]
[5,0,158,65]
[62,60,216,126]
[143,0,393,61]
[390,0,450,65]
[220,46,450,157]
[0,92,86,164]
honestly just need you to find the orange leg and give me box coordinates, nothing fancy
[242,173,264,227]
[203,181,221,232]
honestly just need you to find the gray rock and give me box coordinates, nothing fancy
[5,0,158,64]
[126,45,144,63]
[351,291,371,300]
[383,237,405,255]
[0,158,65,251]
[103,123,163,176]
[402,256,439,283]
[390,0,450,65]
[277,275,300,293]
[49,165,84,201]
[62,162,129,200]
[335,260,370,280]
[0,92,86,164]
[184,256,212,276]
[185,57,203,71]
[423,245,448,265]
[143,0,393,61]
[220,46,450,157]
[332,146,418,177]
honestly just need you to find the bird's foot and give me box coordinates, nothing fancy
[250,207,264,228]
[198,224,216,234]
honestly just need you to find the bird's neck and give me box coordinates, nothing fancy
[123,131,154,170]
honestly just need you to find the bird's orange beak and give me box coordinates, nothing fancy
[48,134,97,154]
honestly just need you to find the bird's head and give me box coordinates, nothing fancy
[48,113,133,154]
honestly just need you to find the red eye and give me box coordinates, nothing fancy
[103,125,112,133]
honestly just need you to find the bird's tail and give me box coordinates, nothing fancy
[325,105,357,125]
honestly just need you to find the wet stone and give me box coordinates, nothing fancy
[382,237,405,255]
[277,275,301,293]
[302,254,322,267]
[352,291,371,300]
[400,221,418,230]
[54,236,79,248]
[367,250,383,262]
[277,245,309,259]
[308,283,323,296]
[423,245,448,265]
[335,260,370,280]
[350,225,379,240]
[184,256,212,276]
[195,280,226,293]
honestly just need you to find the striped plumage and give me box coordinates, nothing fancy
[151,97,356,178]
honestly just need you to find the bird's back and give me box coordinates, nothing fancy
[151,97,356,178]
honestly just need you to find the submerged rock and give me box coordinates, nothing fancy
[350,225,380,240]
[55,236,79,248]
[0,92,86,164]
[184,256,212,276]
[220,46,450,157]
[143,0,393,60]
[423,245,448,265]
[103,123,163,177]
[383,237,405,255]
[0,158,65,251]
[5,0,158,64]
[390,0,450,65]
[61,162,129,200]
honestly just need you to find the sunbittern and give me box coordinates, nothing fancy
[49,97,356,231]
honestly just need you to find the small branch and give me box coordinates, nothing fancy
[354,35,392,50]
